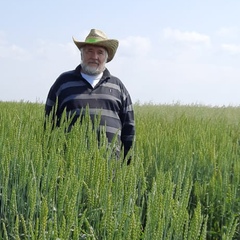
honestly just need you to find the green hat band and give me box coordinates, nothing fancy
[86,38,101,43]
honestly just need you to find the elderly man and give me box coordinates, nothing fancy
[45,29,135,161]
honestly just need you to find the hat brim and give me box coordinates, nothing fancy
[73,37,119,62]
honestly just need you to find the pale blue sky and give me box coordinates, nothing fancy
[1,0,240,106]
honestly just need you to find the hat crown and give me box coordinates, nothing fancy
[85,29,108,43]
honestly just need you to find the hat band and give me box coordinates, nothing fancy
[86,38,103,43]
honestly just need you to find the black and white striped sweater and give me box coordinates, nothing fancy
[45,64,135,157]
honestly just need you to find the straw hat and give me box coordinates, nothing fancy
[73,29,119,62]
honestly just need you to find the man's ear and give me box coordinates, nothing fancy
[80,51,83,60]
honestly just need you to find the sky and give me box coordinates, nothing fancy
[1,0,240,106]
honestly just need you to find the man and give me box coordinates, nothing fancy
[45,29,135,161]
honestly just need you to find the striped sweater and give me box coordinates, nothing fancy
[45,64,135,157]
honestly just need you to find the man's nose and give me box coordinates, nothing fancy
[91,51,98,58]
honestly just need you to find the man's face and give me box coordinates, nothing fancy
[81,45,108,75]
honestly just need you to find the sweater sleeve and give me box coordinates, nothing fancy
[120,90,135,159]
[44,84,58,128]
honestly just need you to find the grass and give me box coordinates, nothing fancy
[0,101,240,239]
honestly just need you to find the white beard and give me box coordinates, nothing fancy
[81,63,105,75]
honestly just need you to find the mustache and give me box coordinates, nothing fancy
[88,60,99,64]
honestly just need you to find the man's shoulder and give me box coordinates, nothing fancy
[57,64,81,80]
[54,69,80,84]
[108,74,128,90]
[106,72,122,85]
[58,70,76,79]
[50,69,79,90]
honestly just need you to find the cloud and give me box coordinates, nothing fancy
[0,34,31,60]
[1,30,240,106]
[159,28,213,65]
[163,28,211,46]
[221,43,240,55]
[0,31,7,44]
[119,36,151,57]
[34,39,78,60]
[216,27,240,38]
[0,35,79,102]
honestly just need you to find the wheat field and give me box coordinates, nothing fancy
[0,101,239,239]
